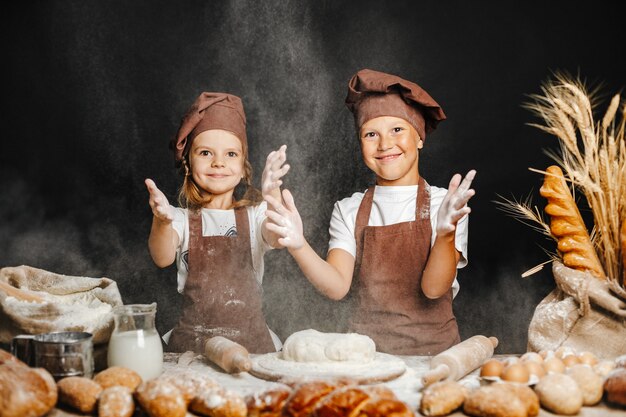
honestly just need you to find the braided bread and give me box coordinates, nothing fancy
[540,165,605,278]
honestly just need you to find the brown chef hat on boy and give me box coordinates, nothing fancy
[170,92,247,164]
[345,69,446,140]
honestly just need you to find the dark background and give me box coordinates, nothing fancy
[2,1,624,353]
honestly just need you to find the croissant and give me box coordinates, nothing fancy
[540,165,606,278]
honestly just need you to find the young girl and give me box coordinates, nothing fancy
[265,69,476,355]
[145,92,289,354]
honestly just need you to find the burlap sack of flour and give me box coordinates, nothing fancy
[0,265,123,344]
[528,261,626,359]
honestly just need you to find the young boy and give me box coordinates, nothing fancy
[265,69,476,355]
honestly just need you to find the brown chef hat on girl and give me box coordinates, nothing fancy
[170,92,247,164]
[345,69,446,140]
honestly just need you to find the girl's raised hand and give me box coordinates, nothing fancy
[264,189,304,249]
[145,178,174,223]
[436,170,476,236]
[261,145,290,200]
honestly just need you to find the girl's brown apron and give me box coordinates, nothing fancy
[168,207,275,354]
[349,178,460,355]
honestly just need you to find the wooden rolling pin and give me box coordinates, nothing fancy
[422,335,498,387]
[204,336,252,374]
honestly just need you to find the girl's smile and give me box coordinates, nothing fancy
[189,129,245,208]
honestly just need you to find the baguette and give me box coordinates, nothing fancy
[540,165,606,278]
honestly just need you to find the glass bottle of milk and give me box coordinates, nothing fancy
[107,303,163,380]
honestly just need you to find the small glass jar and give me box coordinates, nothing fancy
[107,303,163,380]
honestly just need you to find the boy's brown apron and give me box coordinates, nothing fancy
[349,178,460,355]
[168,208,275,354]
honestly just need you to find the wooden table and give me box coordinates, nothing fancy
[47,353,626,416]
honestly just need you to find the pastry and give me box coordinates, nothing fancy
[315,386,370,417]
[93,365,143,391]
[282,381,337,417]
[540,165,606,278]
[57,375,103,414]
[246,387,292,417]
[189,386,247,417]
[419,380,467,416]
[134,378,187,417]
[98,385,135,417]
[0,354,57,417]
[604,368,626,406]
[358,396,414,417]
[533,373,583,415]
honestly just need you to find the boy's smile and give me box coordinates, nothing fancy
[359,116,423,186]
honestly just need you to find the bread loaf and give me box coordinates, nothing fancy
[93,365,143,391]
[464,384,526,417]
[604,368,626,407]
[419,380,467,416]
[534,373,583,415]
[246,387,292,417]
[57,376,103,414]
[566,364,603,405]
[0,351,57,417]
[134,378,187,417]
[98,386,134,417]
[189,386,247,417]
[540,165,606,278]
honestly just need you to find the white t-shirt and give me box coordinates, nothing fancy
[328,185,469,298]
[168,201,282,350]
[170,202,272,294]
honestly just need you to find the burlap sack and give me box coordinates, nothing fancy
[528,261,626,359]
[0,265,123,345]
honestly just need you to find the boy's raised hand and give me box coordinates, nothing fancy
[261,145,290,200]
[264,189,304,249]
[436,170,476,236]
[145,178,174,223]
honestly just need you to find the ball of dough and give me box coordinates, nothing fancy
[566,364,603,406]
[534,373,582,415]
[281,329,376,363]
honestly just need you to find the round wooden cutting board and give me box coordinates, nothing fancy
[249,352,407,384]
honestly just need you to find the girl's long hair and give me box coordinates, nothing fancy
[177,143,262,210]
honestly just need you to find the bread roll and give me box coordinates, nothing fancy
[134,378,187,417]
[604,368,626,406]
[498,383,539,417]
[94,366,143,391]
[189,386,247,417]
[0,355,57,417]
[540,165,606,278]
[463,384,526,417]
[57,376,103,413]
[566,364,603,405]
[246,387,292,417]
[419,380,467,416]
[534,373,582,415]
[98,386,134,417]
